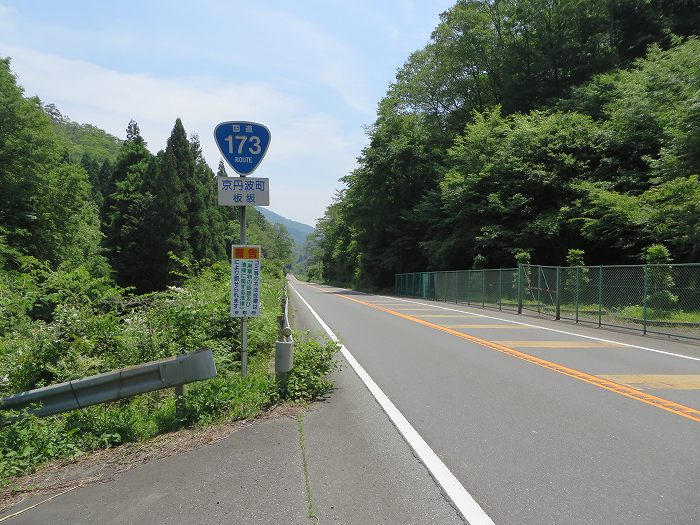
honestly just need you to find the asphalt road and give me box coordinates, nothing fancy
[289,277,700,525]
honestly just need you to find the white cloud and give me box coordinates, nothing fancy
[0,1,457,225]
[2,44,363,224]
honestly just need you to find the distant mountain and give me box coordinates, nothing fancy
[259,209,314,246]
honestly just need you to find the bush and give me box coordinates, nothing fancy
[0,261,288,485]
[0,264,341,486]
[285,336,339,402]
[0,412,81,484]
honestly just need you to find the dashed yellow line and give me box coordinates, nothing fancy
[338,294,700,424]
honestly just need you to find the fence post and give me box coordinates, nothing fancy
[444,272,448,302]
[537,266,542,315]
[466,271,471,305]
[643,265,649,335]
[498,268,503,311]
[575,266,580,323]
[598,265,603,327]
[453,272,458,304]
[517,264,523,314]
[482,270,486,308]
[555,267,561,320]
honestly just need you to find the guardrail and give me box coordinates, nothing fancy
[0,348,217,421]
[275,285,294,387]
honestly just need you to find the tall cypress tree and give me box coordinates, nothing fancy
[141,119,191,288]
[216,159,241,250]
[190,135,225,261]
[103,120,153,287]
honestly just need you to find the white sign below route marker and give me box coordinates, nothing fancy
[231,245,261,318]
[218,176,270,206]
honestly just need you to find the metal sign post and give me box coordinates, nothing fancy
[240,214,248,376]
[214,121,271,377]
[230,244,261,376]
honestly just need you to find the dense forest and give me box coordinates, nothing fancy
[0,54,300,390]
[0,57,313,481]
[307,0,700,289]
[0,54,293,295]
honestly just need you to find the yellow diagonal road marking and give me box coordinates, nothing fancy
[393,307,451,311]
[497,340,622,348]
[414,314,481,318]
[337,294,700,423]
[446,324,535,329]
[599,375,700,390]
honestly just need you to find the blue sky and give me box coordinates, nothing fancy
[0,1,453,226]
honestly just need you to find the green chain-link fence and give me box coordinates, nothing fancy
[395,264,700,342]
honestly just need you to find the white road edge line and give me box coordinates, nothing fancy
[289,283,495,525]
[376,296,700,362]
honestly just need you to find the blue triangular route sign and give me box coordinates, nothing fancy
[214,121,271,176]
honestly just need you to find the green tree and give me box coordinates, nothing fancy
[334,100,442,288]
[0,58,106,274]
[644,244,677,309]
[441,107,603,266]
[80,153,108,210]
[472,254,487,270]
[103,121,154,288]
[189,134,225,262]
[564,248,589,300]
[313,7,700,289]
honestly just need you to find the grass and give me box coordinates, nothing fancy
[0,266,339,488]
[617,306,700,323]
[297,411,317,524]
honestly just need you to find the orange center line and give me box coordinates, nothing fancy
[338,294,700,424]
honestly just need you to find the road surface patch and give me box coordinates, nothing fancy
[338,293,700,423]
[598,375,700,390]
[496,340,622,348]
